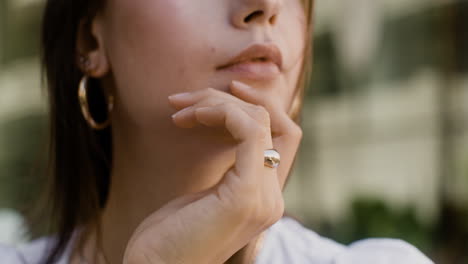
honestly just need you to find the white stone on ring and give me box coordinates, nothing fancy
[264,149,280,169]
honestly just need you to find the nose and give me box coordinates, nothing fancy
[230,0,282,29]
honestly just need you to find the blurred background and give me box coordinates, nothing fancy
[0,0,467,263]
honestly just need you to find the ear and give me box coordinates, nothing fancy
[76,15,110,78]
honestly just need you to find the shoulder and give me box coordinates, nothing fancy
[255,216,346,264]
[255,216,434,264]
[0,237,49,264]
[0,243,29,263]
[334,238,434,264]
[0,236,67,264]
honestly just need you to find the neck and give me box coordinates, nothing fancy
[94,119,261,263]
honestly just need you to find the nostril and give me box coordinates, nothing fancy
[244,10,264,23]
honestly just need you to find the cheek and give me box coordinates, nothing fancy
[279,0,307,70]
[275,1,307,111]
[102,0,221,126]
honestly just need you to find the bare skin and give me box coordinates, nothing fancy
[72,0,308,263]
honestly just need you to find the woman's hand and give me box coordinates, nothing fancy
[123,80,303,264]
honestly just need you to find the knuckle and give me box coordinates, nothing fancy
[224,101,237,108]
[258,201,283,227]
[265,196,283,222]
[254,104,267,113]
[199,97,218,106]
[272,197,285,222]
[251,194,284,225]
[254,105,270,123]
[283,120,303,141]
[251,124,269,140]
[222,102,240,113]
[291,124,303,139]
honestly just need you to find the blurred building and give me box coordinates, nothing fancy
[283,0,468,262]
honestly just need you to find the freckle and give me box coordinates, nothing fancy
[210,46,216,53]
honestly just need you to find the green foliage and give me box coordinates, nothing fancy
[319,198,433,254]
[0,114,47,211]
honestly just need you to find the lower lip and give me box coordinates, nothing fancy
[218,61,281,81]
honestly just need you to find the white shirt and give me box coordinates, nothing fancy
[0,216,434,263]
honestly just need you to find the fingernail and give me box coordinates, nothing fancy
[168,92,190,100]
[231,80,249,89]
[171,112,180,119]
[171,106,192,119]
[195,106,211,113]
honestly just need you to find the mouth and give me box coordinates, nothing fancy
[216,43,283,81]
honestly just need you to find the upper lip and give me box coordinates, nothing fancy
[217,43,283,71]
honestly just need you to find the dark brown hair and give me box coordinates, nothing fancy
[39,0,314,263]
[40,1,109,263]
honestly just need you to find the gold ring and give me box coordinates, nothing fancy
[264,149,280,168]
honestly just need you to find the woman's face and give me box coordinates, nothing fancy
[96,0,307,133]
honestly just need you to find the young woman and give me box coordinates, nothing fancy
[0,0,433,263]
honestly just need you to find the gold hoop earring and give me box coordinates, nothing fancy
[78,75,114,130]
